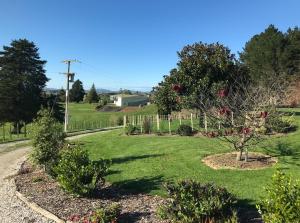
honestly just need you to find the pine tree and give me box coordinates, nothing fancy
[86,83,99,103]
[69,79,85,103]
[0,39,48,132]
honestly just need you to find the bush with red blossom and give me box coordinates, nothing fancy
[242,127,251,135]
[217,89,229,98]
[172,84,184,94]
[260,111,268,118]
[219,107,231,116]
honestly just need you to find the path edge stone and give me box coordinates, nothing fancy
[15,188,66,223]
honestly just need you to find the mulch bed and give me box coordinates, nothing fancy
[15,162,168,223]
[202,152,277,170]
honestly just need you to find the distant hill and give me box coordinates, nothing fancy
[96,88,115,93]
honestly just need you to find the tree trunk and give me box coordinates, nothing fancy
[236,149,243,161]
[244,148,249,162]
[11,121,23,134]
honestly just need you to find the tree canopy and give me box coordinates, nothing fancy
[153,42,246,114]
[240,25,300,84]
[0,39,48,125]
[69,79,85,103]
[86,83,99,103]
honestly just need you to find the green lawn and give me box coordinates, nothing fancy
[75,108,300,205]
[67,103,158,131]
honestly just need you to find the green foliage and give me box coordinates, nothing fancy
[68,203,120,223]
[70,79,85,103]
[177,124,193,136]
[257,171,300,223]
[240,25,300,85]
[124,124,137,135]
[266,115,297,133]
[0,39,48,124]
[142,118,151,134]
[55,145,110,196]
[58,88,66,102]
[86,83,99,104]
[41,93,64,122]
[31,109,65,174]
[153,42,246,113]
[89,204,121,223]
[158,180,237,223]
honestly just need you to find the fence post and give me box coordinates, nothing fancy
[140,115,143,134]
[231,111,234,125]
[204,112,208,133]
[2,124,5,142]
[168,114,171,135]
[24,123,27,138]
[179,113,182,125]
[191,113,194,131]
[156,114,160,131]
[218,114,221,130]
[123,116,127,128]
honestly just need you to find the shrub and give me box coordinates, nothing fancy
[266,116,297,133]
[256,171,300,223]
[68,204,121,223]
[31,109,65,175]
[124,124,137,135]
[177,124,193,136]
[142,118,151,134]
[158,180,237,223]
[54,145,110,196]
[117,116,124,126]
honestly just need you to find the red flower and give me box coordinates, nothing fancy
[242,127,251,134]
[218,89,229,98]
[219,107,230,115]
[172,84,183,93]
[260,111,268,118]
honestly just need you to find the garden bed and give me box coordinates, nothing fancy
[15,162,168,223]
[202,152,278,170]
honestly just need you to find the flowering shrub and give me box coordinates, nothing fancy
[217,89,229,98]
[219,107,231,116]
[68,204,121,223]
[172,84,184,93]
[157,180,238,223]
[257,171,300,223]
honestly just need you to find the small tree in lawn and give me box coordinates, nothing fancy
[198,75,290,162]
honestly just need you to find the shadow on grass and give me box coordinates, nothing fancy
[111,154,164,164]
[237,199,262,223]
[262,141,300,167]
[95,175,164,199]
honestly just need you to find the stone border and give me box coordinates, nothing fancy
[15,189,65,223]
[202,152,278,170]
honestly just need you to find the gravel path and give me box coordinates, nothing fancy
[0,130,113,223]
[0,147,53,223]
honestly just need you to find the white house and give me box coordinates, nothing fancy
[114,95,149,107]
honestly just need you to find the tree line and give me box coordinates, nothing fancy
[153,24,300,114]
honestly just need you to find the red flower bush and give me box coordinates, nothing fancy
[219,107,230,116]
[172,84,183,93]
[217,89,229,98]
[242,127,251,135]
[260,111,268,118]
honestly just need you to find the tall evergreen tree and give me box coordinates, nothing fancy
[58,88,66,102]
[69,79,85,103]
[0,39,48,132]
[86,83,99,103]
[240,25,286,83]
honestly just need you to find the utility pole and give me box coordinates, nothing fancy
[61,59,79,132]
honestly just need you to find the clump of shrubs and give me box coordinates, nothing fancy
[266,115,297,133]
[68,203,121,223]
[257,170,300,223]
[124,124,138,135]
[177,124,193,136]
[158,180,238,223]
[54,145,110,196]
[31,109,65,175]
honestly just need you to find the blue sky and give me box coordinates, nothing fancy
[0,0,299,91]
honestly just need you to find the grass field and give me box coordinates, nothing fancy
[75,108,300,206]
